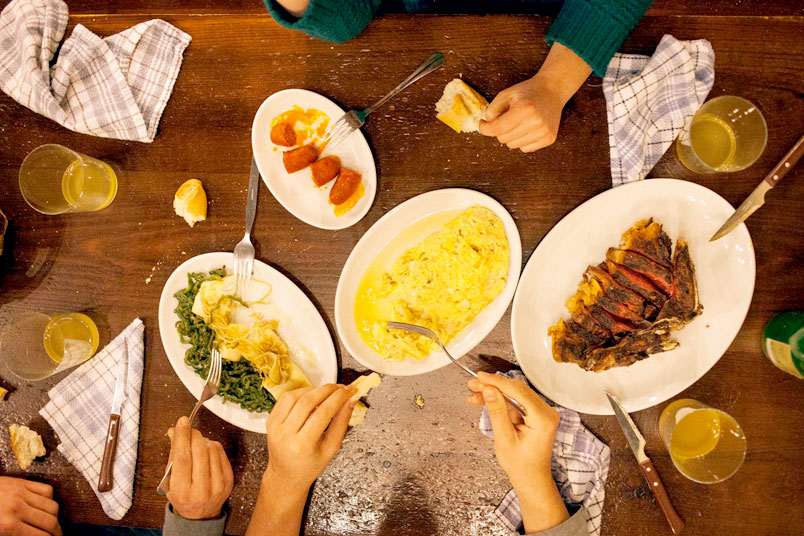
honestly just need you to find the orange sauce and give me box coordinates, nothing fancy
[271,106,329,146]
[333,182,365,217]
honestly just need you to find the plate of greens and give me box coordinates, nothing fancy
[158,252,338,433]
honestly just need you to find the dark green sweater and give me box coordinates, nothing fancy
[264,0,652,76]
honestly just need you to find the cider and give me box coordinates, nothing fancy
[19,144,117,214]
[659,399,746,484]
[43,313,99,366]
[676,96,767,173]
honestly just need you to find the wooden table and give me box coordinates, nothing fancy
[1,1,803,534]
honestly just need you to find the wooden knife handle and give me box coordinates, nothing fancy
[639,458,684,535]
[98,414,121,493]
[764,133,804,187]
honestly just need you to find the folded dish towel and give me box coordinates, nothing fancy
[479,370,610,536]
[603,34,715,186]
[0,0,190,142]
[40,318,145,520]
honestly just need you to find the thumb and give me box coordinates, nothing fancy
[483,387,515,444]
[482,90,513,123]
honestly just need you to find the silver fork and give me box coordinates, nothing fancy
[156,348,223,496]
[233,158,259,299]
[325,52,445,150]
[387,321,527,416]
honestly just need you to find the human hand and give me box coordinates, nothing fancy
[468,372,569,533]
[264,384,357,491]
[467,372,560,487]
[166,416,234,520]
[0,477,61,536]
[478,73,566,153]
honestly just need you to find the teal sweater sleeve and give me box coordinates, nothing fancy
[546,0,653,76]
[264,0,381,43]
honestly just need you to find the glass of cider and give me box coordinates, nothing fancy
[0,312,99,380]
[19,144,118,215]
[676,96,767,173]
[658,399,747,484]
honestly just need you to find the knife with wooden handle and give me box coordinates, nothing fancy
[710,132,804,241]
[98,343,129,493]
[606,392,684,535]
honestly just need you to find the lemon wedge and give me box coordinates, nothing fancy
[174,179,207,227]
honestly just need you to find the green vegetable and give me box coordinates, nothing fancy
[174,267,275,413]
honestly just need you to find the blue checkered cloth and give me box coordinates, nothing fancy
[41,319,145,520]
[603,34,715,186]
[480,370,609,536]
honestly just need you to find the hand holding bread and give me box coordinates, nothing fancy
[478,74,565,153]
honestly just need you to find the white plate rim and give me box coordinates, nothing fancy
[510,178,756,415]
[251,88,377,230]
[334,188,522,376]
[158,252,338,433]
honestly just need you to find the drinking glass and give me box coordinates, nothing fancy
[19,144,118,215]
[0,312,99,380]
[658,398,747,484]
[676,96,767,173]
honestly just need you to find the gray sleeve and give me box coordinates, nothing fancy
[523,508,589,536]
[162,503,227,536]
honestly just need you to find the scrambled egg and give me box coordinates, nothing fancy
[192,275,310,399]
[355,207,509,361]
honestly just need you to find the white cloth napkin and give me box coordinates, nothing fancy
[480,370,610,536]
[603,34,715,186]
[40,318,145,521]
[0,0,190,142]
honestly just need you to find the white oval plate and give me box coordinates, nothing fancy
[158,252,338,433]
[511,179,755,415]
[251,89,377,230]
[335,188,522,376]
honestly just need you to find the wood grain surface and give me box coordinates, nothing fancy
[0,6,803,536]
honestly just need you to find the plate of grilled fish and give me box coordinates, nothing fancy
[511,179,755,414]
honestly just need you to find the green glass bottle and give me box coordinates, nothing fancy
[762,312,804,380]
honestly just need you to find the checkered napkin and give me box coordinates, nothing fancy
[603,34,715,186]
[479,370,610,536]
[40,319,145,521]
[0,0,190,142]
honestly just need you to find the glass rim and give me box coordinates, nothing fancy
[0,311,56,381]
[686,95,768,173]
[18,144,86,215]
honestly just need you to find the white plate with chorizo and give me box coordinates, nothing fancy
[252,89,377,230]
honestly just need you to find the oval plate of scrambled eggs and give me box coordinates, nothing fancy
[335,189,522,376]
[159,252,338,433]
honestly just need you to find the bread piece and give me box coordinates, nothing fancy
[435,79,489,133]
[0,386,7,401]
[348,373,382,426]
[9,425,46,471]
[349,401,369,426]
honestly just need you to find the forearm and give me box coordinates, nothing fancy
[245,468,310,536]
[532,43,592,106]
[512,473,570,534]
[273,0,309,17]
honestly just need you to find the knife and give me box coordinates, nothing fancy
[606,392,684,535]
[98,342,129,492]
[710,133,804,241]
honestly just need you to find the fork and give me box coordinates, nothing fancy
[386,321,527,416]
[156,348,223,496]
[324,52,445,150]
[233,158,259,299]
